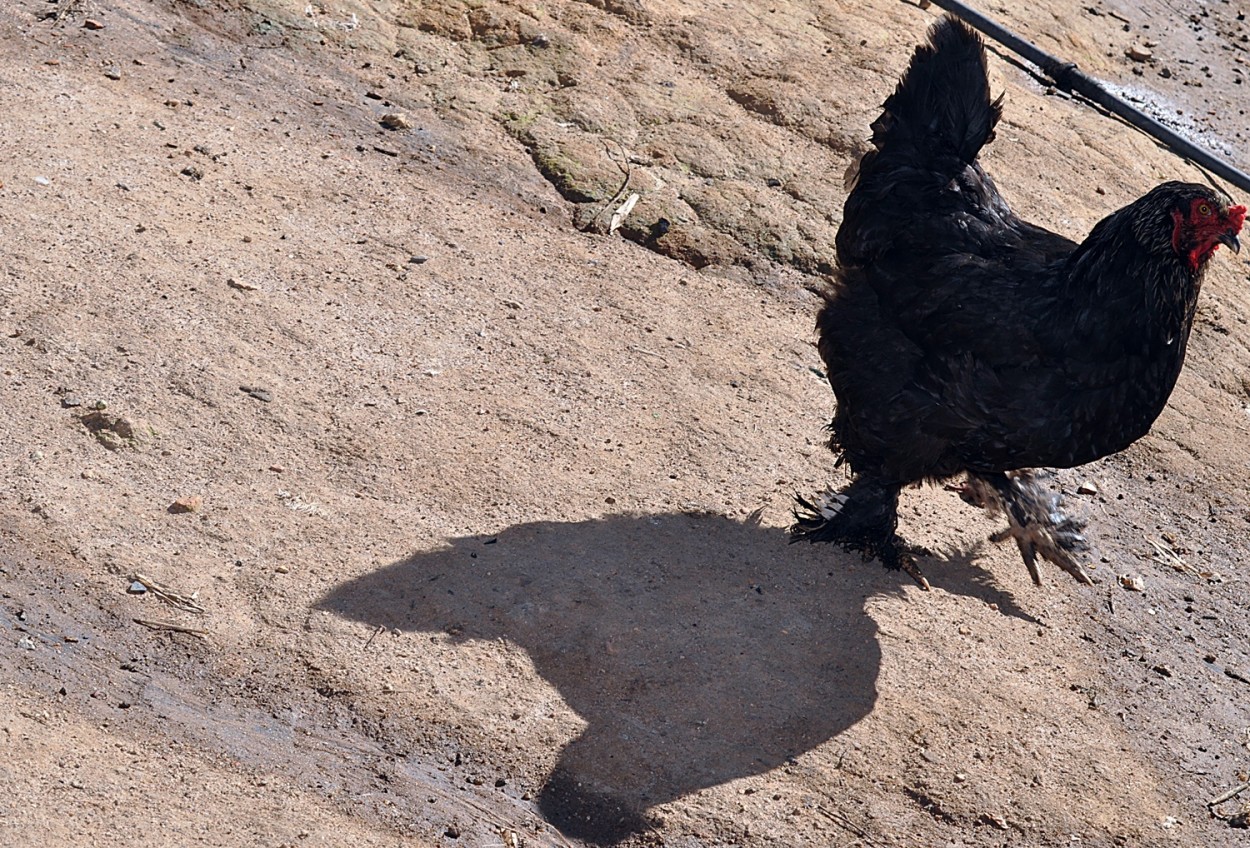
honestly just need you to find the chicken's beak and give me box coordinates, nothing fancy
[1218,231,1242,254]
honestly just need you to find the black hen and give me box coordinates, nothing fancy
[793,17,1245,589]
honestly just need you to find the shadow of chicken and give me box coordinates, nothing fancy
[792,16,1245,590]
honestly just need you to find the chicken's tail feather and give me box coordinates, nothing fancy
[859,16,1002,182]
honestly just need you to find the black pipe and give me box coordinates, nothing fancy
[924,0,1250,197]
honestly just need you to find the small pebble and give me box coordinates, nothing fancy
[168,496,202,514]
[83,19,105,29]
[1076,481,1098,495]
[1119,573,1144,591]
[275,565,290,574]
[380,112,412,130]
[127,581,148,594]
[1125,45,1153,62]
[409,255,429,265]
[35,176,50,186]
[17,636,36,650]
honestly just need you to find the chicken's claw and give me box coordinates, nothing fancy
[970,471,1093,586]
[899,554,933,592]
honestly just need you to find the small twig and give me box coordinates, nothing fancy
[627,345,668,362]
[1209,782,1250,807]
[131,573,206,614]
[608,192,639,235]
[133,618,207,637]
[578,140,632,233]
[1146,536,1200,577]
[816,806,880,846]
[363,624,385,650]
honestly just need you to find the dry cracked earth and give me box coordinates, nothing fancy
[3,0,1250,846]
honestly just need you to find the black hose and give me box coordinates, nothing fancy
[924,0,1250,197]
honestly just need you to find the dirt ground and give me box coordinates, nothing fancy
[2,0,1250,845]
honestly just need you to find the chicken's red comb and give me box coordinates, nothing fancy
[1229,204,1247,233]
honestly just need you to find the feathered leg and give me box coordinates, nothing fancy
[950,471,1091,585]
[791,477,930,590]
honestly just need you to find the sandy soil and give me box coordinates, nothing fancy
[2,0,1250,845]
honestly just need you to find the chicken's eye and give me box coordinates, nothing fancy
[1198,202,1213,217]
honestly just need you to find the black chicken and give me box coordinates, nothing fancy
[792,17,1245,589]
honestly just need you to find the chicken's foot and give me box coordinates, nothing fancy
[958,471,1092,585]
[792,480,931,590]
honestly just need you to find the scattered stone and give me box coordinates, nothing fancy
[380,112,412,130]
[1152,664,1173,678]
[958,625,972,636]
[1231,810,1250,828]
[409,255,429,264]
[79,409,144,451]
[61,395,81,408]
[127,581,148,594]
[954,772,967,783]
[444,825,461,839]
[17,636,36,651]
[268,464,285,473]
[531,33,551,48]
[1076,481,1098,495]
[34,176,50,186]
[83,18,105,29]
[1160,67,1173,79]
[1225,666,1250,685]
[103,66,122,80]
[227,277,258,291]
[1119,573,1144,591]
[181,165,204,180]
[977,814,1009,830]
[168,496,202,514]
[240,385,272,403]
[1125,45,1153,62]
[275,565,290,574]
